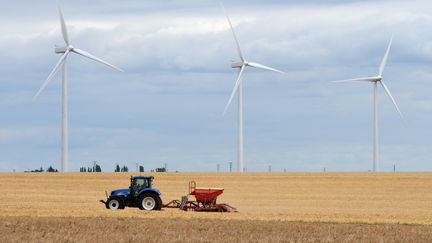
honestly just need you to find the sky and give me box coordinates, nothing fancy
[0,0,432,172]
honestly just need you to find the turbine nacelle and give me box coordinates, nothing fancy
[54,45,74,54]
[371,76,382,82]
[231,61,244,69]
[55,46,67,54]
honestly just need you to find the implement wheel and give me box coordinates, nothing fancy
[138,193,161,211]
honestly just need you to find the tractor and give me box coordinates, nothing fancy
[100,176,162,211]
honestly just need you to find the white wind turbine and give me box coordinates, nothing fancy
[33,4,123,172]
[222,5,285,172]
[334,36,404,172]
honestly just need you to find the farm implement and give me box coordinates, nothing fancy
[101,176,236,212]
[163,181,237,212]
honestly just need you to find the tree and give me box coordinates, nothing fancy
[156,168,166,172]
[139,166,144,172]
[115,164,121,172]
[47,166,58,172]
[121,166,128,172]
[95,164,102,172]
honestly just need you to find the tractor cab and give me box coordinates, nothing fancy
[129,176,153,196]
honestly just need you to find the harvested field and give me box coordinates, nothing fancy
[1,172,432,242]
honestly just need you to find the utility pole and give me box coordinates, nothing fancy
[393,164,396,173]
[268,165,271,173]
[229,162,232,173]
[284,168,286,173]
[164,163,168,172]
[217,164,220,173]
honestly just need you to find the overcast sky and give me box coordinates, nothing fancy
[0,0,432,172]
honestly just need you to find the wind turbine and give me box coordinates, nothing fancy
[221,5,285,173]
[33,3,123,172]
[333,36,404,172]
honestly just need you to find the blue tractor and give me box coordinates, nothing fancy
[100,176,162,211]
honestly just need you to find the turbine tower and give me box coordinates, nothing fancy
[34,3,123,172]
[221,5,285,172]
[334,36,404,172]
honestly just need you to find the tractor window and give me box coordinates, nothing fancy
[134,178,145,187]
[133,178,149,188]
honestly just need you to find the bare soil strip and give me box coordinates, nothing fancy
[1,216,432,242]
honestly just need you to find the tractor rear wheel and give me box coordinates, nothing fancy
[107,197,124,210]
[138,193,161,211]
[155,195,162,210]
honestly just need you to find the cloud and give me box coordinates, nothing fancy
[0,0,432,172]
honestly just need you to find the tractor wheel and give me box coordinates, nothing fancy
[155,195,162,210]
[107,197,123,210]
[138,193,161,211]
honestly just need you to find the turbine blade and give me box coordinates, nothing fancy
[220,3,244,61]
[247,62,285,74]
[223,65,245,115]
[72,48,123,72]
[57,2,69,45]
[33,50,70,100]
[331,77,376,83]
[380,81,405,121]
[379,35,394,76]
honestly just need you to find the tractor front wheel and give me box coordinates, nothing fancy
[138,193,161,211]
[106,197,124,210]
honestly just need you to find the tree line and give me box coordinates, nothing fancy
[26,163,164,172]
